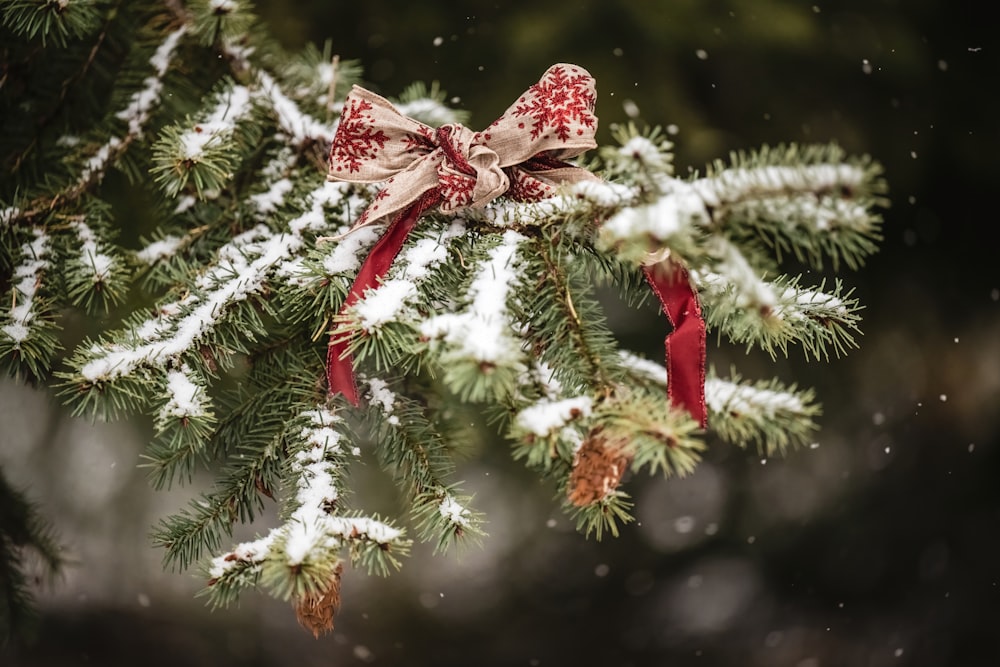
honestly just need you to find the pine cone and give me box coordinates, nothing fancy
[294,562,344,638]
[567,428,632,507]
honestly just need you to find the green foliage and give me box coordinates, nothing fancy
[2,0,104,48]
[706,369,821,457]
[188,0,256,46]
[150,79,264,198]
[570,490,634,540]
[703,143,887,271]
[0,0,886,636]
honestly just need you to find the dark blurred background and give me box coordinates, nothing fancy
[3,0,998,665]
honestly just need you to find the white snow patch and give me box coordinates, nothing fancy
[258,71,334,144]
[287,180,352,235]
[515,396,593,437]
[366,378,397,416]
[477,180,629,228]
[602,181,708,243]
[419,230,525,364]
[249,178,293,214]
[161,366,207,419]
[1,207,21,225]
[354,279,418,330]
[70,219,114,281]
[704,378,804,416]
[619,135,670,170]
[619,351,668,385]
[113,27,186,139]
[691,164,866,209]
[178,85,253,160]
[395,97,463,127]
[439,495,471,527]
[322,224,384,275]
[80,226,301,381]
[351,222,465,330]
[136,235,184,264]
[2,229,50,344]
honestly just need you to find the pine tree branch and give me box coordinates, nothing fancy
[203,405,410,608]
[0,227,59,381]
[10,21,188,225]
[417,229,530,403]
[619,352,821,454]
[359,377,485,552]
[530,231,615,388]
[6,0,123,178]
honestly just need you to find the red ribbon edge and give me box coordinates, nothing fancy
[642,263,708,427]
[326,191,441,405]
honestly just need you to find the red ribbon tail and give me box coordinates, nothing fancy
[326,337,360,405]
[326,194,438,403]
[643,263,707,427]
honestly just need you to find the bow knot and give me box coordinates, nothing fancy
[432,124,507,211]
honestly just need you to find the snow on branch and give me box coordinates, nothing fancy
[690,151,884,268]
[705,376,805,418]
[319,224,385,277]
[475,180,632,228]
[420,229,528,368]
[248,148,298,216]
[68,217,116,284]
[618,352,820,455]
[158,364,210,424]
[394,97,463,128]
[695,258,861,360]
[349,221,466,332]
[76,181,354,384]
[77,25,187,187]
[704,374,820,455]
[151,79,261,198]
[696,236,778,314]
[692,163,866,209]
[79,226,290,381]
[208,406,408,598]
[178,84,255,160]
[361,378,483,550]
[257,71,334,145]
[514,396,594,439]
[1,206,22,227]
[1,229,50,346]
[135,235,185,265]
[598,179,708,253]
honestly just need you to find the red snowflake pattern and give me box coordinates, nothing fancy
[512,65,596,142]
[437,171,476,209]
[330,98,390,173]
[507,169,553,202]
[402,126,435,154]
[356,186,392,226]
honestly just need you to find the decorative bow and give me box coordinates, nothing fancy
[327,63,599,232]
[325,63,706,426]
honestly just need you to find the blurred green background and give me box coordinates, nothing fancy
[4,0,998,665]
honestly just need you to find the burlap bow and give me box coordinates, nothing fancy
[327,63,599,231]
